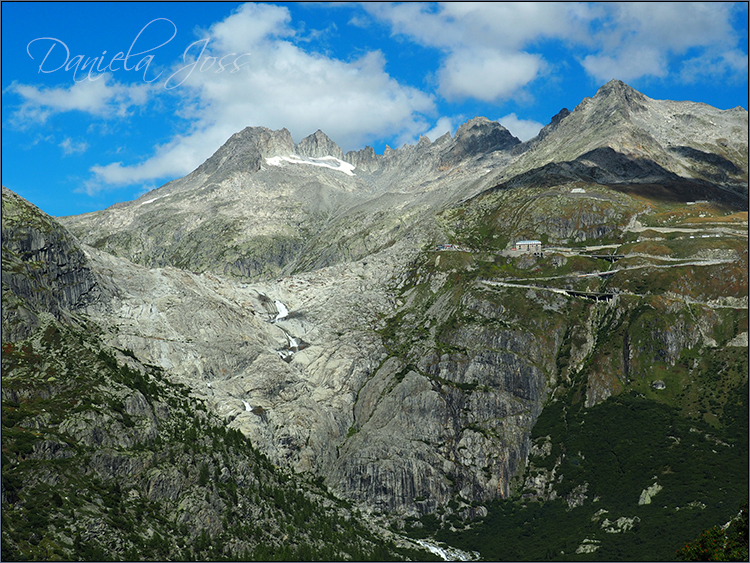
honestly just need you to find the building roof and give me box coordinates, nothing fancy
[516,240,542,245]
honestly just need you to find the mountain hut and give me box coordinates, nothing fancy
[514,240,542,253]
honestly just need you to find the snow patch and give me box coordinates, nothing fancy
[140,193,170,205]
[265,154,355,176]
[274,300,289,321]
[242,400,252,412]
[287,333,298,349]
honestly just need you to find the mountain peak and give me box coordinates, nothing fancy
[437,116,520,167]
[193,126,294,179]
[296,130,343,159]
[234,126,296,154]
[454,116,520,151]
[593,79,648,110]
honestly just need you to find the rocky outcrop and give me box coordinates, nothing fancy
[1,187,103,341]
[440,117,520,167]
[194,125,295,178]
[638,481,663,505]
[296,130,344,159]
[344,145,379,172]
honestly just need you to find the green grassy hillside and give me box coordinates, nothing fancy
[391,182,748,560]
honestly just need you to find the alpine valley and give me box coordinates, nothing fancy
[2,80,748,561]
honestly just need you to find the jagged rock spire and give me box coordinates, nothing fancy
[296,130,344,160]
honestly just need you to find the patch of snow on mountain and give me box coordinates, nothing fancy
[265,154,355,176]
[140,193,170,205]
[242,400,252,412]
[287,333,298,349]
[277,350,294,362]
[274,300,289,321]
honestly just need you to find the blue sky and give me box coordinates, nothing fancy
[2,2,748,217]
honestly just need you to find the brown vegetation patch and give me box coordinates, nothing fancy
[609,181,747,208]
[630,241,673,256]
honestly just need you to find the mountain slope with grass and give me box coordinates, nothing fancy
[379,167,747,559]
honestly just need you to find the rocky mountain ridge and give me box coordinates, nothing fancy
[4,79,748,560]
[503,80,748,191]
[61,80,747,282]
[1,189,105,341]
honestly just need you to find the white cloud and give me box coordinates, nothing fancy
[347,15,370,29]
[581,2,746,84]
[365,2,592,51]
[364,2,595,102]
[422,116,456,142]
[86,3,436,189]
[6,74,151,125]
[366,2,747,98]
[87,127,233,191]
[438,48,545,102]
[581,45,668,83]
[604,2,737,52]
[59,137,89,155]
[680,48,749,84]
[497,113,544,142]
[202,1,294,52]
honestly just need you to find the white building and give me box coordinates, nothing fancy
[513,240,542,253]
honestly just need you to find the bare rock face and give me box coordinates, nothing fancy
[344,145,379,172]
[66,231,419,487]
[1,187,103,341]
[296,130,344,159]
[441,117,520,167]
[193,126,295,179]
[331,339,547,514]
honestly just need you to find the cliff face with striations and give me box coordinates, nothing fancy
[1,188,103,341]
